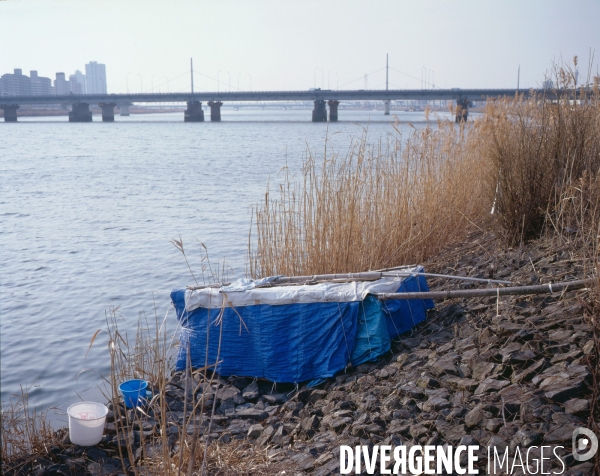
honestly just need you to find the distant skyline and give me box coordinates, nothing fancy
[1,0,598,94]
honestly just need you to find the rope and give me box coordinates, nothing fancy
[336,300,352,362]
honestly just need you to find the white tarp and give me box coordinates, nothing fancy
[184,266,423,311]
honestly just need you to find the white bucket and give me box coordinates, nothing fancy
[67,401,108,446]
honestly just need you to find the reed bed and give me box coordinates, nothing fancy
[482,65,600,245]
[249,121,491,278]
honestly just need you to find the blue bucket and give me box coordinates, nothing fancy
[119,379,148,408]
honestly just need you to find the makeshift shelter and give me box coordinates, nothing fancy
[170,266,433,384]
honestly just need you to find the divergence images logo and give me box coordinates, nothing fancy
[572,428,598,462]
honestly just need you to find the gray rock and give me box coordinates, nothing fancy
[329,417,352,432]
[511,358,549,383]
[445,406,467,421]
[270,425,289,446]
[514,428,541,447]
[582,340,594,355]
[409,424,429,440]
[544,423,579,444]
[465,404,491,428]
[227,419,251,435]
[216,385,241,401]
[236,408,268,421]
[242,381,260,401]
[302,415,320,431]
[309,389,327,403]
[247,423,264,438]
[256,425,275,446]
[443,424,466,443]
[88,462,122,476]
[235,402,254,412]
[484,418,502,432]
[401,337,422,349]
[263,393,287,405]
[471,361,497,381]
[543,379,586,402]
[446,377,479,391]
[564,398,589,416]
[421,396,450,412]
[459,435,477,446]
[475,378,509,394]
[429,354,460,377]
[416,376,439,388]
[551,348,583,364]
[487,436,508,453]
[397,385,426,399]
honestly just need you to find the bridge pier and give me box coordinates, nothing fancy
[455,99,469,123]
[119,104,130,116]
[1,104,19,122]
[99,103,116,122]
[384,100,390,115]
[208,101,223,122]
[328,100,340,122]
[184,100,205,122]
[69,103,92,122]
[312,100,327,122]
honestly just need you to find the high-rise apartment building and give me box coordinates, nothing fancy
[0,69,31,96]
[71,70,86,94]
[54,72,70,95]
[30,71,52,96]
[85,61,107,94]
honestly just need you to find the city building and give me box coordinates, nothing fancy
[85,61,107,94]
[71,70,86,94]
[0,68,31,96]
[30,71,53,96]
[69,73,84,94]
[54,72,70,95]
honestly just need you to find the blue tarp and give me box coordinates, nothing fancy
[350,274,434,366]
[171,272,434,383]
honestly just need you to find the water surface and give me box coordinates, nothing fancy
[1,108,452,422]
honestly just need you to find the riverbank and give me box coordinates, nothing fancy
[2,230,597,475]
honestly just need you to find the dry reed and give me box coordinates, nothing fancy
[483,60,600,245]
[0,387,62,473]
[249,121,491,278]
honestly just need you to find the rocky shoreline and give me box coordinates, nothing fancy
[5,231,597,475]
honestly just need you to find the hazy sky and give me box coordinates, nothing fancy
[1,0,598,93]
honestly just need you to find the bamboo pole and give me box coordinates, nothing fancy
[186,270,511,290]
[375,278,593,301]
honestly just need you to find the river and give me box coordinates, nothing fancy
[0,108,453,424]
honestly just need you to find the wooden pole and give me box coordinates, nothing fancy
[375,278,592,301]
[186,269,510,290]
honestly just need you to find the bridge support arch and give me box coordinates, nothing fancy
[1,104,19,122]
[99,103,116,122]
[312,100,327,122]
[208,101,223,122]
[328,100,340,122]
[69,103,92,122]
[184,100,205,122]
[455,99,469,123]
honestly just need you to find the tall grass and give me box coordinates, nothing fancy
[0,387,61,471]
[249,121,491,278]
[482,63,600,245]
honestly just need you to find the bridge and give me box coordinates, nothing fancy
[0,88,548,123]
